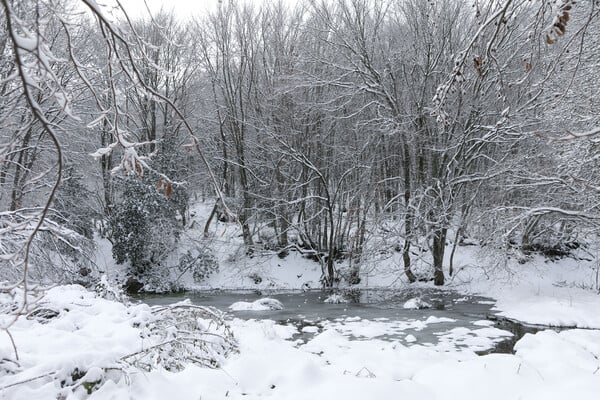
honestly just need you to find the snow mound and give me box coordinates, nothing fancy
[403,298,432,309]
[229,298,284,311]
[324,294,349,304]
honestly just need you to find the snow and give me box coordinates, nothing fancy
[318,316,463,342]
[434,326,513,352]
[403,297,432,309]
[405,334,417,343]
[2,282,600,399]
[229,297,284,311]
[448,248,600,329]
[301,326,319,333]
[0,285,234,399]
[472,319,495,327]
[323,294,349,303]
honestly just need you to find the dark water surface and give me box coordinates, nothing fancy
[136,288,539,352]
[137,288,495,321]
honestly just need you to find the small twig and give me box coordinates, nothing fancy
[0,371,56,391]
[3,328,19,361]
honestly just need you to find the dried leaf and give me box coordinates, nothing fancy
[473,56,482,76]
[135,161,143,177]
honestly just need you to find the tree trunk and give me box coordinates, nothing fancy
[234,130,253,246]
[402,141,417,283]
[432,227,447,286]
[449,226,460,277]
[204,201,219,237]
[100,120,113,217]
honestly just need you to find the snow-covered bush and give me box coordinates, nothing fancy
[178,248,220,283]
[0,217,97,286]
[0,286,237,398]
[110,174,182,285]
[124,301,237,372]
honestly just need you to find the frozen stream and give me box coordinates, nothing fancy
[137,288,538,353]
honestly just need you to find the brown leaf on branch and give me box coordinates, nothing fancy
[473,55,482,76]
[134,161,143,177]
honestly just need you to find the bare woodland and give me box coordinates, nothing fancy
[0,0,599,296]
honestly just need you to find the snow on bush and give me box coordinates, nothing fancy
[125,301,236,371]
[0,285,237,398]
[229,298,284,311]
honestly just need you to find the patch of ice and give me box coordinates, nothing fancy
[435,326,513,352]
[424,316,455,324]
[472,320,495,327]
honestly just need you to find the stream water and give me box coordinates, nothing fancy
[137,288,544,354]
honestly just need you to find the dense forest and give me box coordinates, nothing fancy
[1,0,599,292]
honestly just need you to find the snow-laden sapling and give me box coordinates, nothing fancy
[94,275,127,303]
[123,301,237,372]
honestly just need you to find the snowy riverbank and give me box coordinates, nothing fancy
[1,273,600,399]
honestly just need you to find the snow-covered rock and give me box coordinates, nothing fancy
[403,297,432,309]
[229,297,284,311]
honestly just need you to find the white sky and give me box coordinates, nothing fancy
[120,0,297,19]
[119,0,217,18]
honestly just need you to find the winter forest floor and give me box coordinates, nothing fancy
[2,201,600,399]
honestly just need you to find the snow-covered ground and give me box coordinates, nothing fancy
[1,284,599,399]
[447,250,600,329]
[2,201,600,398]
